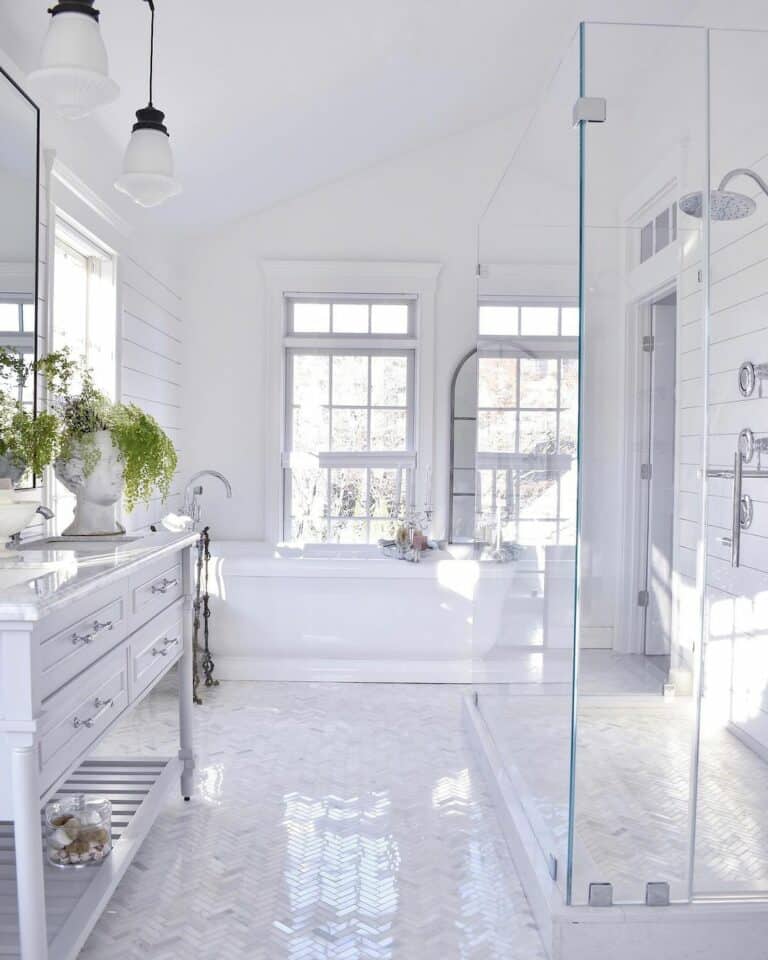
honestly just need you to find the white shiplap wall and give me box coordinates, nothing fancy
[677,156,768,750]
[118,256,184,531]
[43,160,185,535]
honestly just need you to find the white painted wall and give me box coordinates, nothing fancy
[181,111,529,541]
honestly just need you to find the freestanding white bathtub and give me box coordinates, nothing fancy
[205,542,575,683]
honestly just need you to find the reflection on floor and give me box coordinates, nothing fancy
[476,651,768,903]
[82,680,546,960]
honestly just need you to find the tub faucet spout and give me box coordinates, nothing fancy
[183,470,232,527]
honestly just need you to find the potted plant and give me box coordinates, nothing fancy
[0,347,178,536]
[48,353,177,536]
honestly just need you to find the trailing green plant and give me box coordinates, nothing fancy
[109,403,177,510]
[0,346,178,510]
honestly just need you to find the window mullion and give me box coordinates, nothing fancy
[367,354,372,453]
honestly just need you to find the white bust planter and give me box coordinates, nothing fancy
[54,430,126,536]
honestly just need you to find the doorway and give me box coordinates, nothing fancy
[636,290,677,662]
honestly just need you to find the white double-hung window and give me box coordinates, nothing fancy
[283,297,417,544]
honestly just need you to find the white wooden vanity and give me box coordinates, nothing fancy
[0,530,199,960]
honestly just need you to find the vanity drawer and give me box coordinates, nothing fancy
[130,558,183,629]
[39,591,127,700]
[38,644,129,795]
[130,599,184,700]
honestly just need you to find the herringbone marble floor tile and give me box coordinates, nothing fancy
[79,681,546,960]
[480,691,768,903]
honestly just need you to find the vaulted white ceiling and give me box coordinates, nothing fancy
[1,0,767,234]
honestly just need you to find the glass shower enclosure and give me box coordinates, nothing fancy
[469,20,768,924]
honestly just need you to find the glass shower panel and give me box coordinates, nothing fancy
[693,27,768,898]
[472,30,580,892]
[572,22,708,904]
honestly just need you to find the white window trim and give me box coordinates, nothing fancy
[262,260,441,546]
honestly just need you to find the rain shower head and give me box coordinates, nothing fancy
[680,167,768,221]
[679,189,755,220]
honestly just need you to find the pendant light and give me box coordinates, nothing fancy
[27,0,119,119]
[114,0,181,208]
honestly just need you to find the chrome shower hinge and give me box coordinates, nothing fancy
[588,882,613,907]
[572,96,606,125]
[642,334,655,352]
[637,589,649,608]
[646,882,670,906]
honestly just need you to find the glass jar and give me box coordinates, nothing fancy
[45,795,112,868]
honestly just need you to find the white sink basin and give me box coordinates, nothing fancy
[0,492,40,545]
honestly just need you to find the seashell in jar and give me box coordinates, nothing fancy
[49,827,74,850]
[62,817,81,841]
[79,826,110,846]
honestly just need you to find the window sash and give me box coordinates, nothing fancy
[468,300,579,547]
[283,344,416,543]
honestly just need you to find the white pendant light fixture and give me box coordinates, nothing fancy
[27,0,119,119]
[114,0,181,208]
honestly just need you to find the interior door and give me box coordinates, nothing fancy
[643,300,676,656]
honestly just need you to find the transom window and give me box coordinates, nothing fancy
[283,297,416,544]
[288,298,413,337]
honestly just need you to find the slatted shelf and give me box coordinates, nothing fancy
[0,756,181,960]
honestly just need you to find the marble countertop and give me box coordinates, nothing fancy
[0,530,199,622]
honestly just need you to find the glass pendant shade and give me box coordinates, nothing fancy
[114,107,181,208]
[27,1,119,119]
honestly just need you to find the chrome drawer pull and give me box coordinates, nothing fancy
[151,636,180,657]
[71,619,114,646]
[150,577,179,595]
[73,696,115,729]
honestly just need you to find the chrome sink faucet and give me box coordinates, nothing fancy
[183,471,232,528]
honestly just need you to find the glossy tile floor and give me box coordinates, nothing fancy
[81,679,546,960]
[478,687,768,903]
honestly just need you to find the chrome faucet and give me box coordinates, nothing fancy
[183,471,232,528]
[7,506,55,549]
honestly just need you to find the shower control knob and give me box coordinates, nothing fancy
[738,360,768,397]
[739,362,756,397]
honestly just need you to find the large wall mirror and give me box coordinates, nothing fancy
[0,66,39,486]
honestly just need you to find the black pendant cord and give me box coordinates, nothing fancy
[144,0,156,106]
[201,527,219,688]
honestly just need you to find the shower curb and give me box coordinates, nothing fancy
[463,695,768,960]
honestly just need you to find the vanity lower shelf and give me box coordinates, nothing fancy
[0,756,182,960]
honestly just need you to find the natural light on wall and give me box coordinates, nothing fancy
[51,216,117,531]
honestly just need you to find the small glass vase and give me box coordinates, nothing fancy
[45,795,112,868]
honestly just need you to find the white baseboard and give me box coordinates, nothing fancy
[214,656,472,683]
[579,626,613,649]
